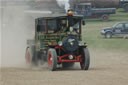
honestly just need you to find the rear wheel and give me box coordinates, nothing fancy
[105,32,112,39]
[25,46,37,66]
[123,4,128,12]
[25,47,32,65]
[80,48,90,70]
[47,48,57,71]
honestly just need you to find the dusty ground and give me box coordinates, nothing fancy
[1,49,128,85]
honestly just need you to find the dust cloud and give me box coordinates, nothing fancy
[0,0,62,67]
[1,3,34,67]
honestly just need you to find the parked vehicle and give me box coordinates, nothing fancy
[100,22,128,38]
[71,0,128,12]
[75,3,116,21]
[25,11,90,71]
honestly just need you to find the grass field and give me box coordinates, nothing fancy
[83,9,128,52]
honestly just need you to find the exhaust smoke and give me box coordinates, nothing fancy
[56,0,70,12]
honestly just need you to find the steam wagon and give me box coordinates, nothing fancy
[25,11,90,71]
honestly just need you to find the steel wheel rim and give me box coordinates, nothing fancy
[48,53,52,67]
[27,52,31,64]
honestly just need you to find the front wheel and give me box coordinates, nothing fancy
[47,48,57,71]
[102,15,109,21]
[80,48,90,70]
[105,32,112,39]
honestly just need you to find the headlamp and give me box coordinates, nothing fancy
[79,41,83,46]
[58,41,63,46]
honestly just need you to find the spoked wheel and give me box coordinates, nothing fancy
[25,47,32,65]
[47,48,57,71]
[80,48,90,70]
[25,46,38,66]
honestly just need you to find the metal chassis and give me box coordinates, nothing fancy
[52,45,85,63]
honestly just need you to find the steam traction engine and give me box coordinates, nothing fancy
[25,11,90,71]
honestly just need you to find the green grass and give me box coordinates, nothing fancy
[82,8,128,51]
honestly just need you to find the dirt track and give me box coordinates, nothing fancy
[1,49,128,85]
